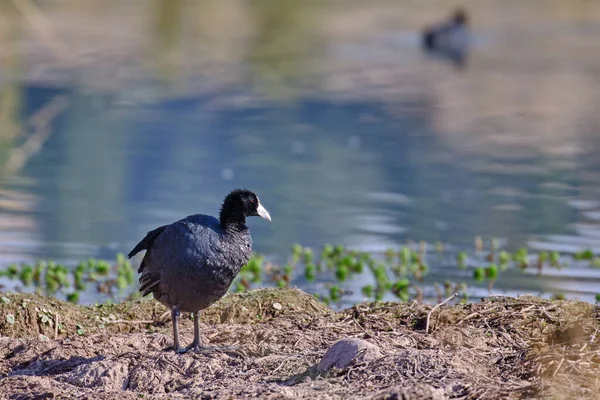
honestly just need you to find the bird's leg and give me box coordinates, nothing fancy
[171,307,183,353]
[180,311,202,353]
[174,311,241,355]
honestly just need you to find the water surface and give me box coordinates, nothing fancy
[1,0,600,305]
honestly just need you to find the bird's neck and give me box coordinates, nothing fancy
[219,213,247,233]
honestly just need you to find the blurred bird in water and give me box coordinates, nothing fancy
[422,8,470,67]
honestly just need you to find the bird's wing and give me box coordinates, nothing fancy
[136,215,222,297]
[127,225,169,261]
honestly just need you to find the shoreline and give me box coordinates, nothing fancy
[1,288,598,398]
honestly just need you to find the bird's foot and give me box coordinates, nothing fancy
[194,344,241,355]
[173,340,241,355]
[172,340,197,354]
[174,342,241,355]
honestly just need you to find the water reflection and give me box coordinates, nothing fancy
[0,0,600,303]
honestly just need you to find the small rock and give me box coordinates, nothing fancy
[272,302,282,311]
[317,338,382,371]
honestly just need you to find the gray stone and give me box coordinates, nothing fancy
[317,338,382,371]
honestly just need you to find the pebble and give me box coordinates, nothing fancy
[317,338,382,371]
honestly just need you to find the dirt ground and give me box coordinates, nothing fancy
[1,288,599,399]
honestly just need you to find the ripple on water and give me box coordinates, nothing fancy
[568,200,600,210]
[582,211,600,221]
[528,239,600,254]
[572,224,600,239]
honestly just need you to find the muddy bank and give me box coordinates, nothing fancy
[0,289,599,399]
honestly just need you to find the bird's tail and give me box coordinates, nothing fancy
[128,225,167,272]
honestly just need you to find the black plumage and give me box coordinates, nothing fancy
[422,8,470,67]
[128,188,271,353]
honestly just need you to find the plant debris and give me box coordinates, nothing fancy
[1,288,599,399]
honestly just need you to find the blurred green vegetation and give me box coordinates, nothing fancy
[2,241,599,306]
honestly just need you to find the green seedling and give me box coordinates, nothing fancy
[485,264,498,280]
[374,287,386,301]
[7,264,18,279]
[67,292,80,304]
[94,260,110,276]
[574,249,594,261]
[444,280,452,297]
[290,244,302,264]
[116,275,128,291]
[473,267,485,282]
[391,279,410,300]
[304,262,316,281]
[372,264,390,289]
[456,282,468,293]
[498,250,511,265]
[321,244,334,258]
[457,251,467,268]
[460,293,469,304]
[514,248,528,268]
[335,264,349,281]
[234,282,246,293]
[243,255,263,283]
[400,247,411,266]
[303,247,313,264]
[283,263,293,278]
[351,258,364,274]
[361,284,374,298]
[551,293,566,301]
[333,245,344,257]
[19,265,34,286]
[384,248,396,265]
[330,285,341,301]
[32,262,44,286]
[550,251,561,267]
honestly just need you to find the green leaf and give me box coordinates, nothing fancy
[335,264,349,281]
[361,285,374,297]
[485,264,498,280]
[473,267,485,282]
[329,285,341,301]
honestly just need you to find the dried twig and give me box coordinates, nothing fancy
[426,292,458,334]
[54,312,59,339]
[552,357,565,378]
[104,319,156,325]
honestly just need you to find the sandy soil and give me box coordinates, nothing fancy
[1,288,599,399]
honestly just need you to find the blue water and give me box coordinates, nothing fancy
[1,0,600,305]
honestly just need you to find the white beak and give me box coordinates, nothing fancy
[256,202,271,222]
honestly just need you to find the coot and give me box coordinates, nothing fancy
[422,8,470,66]
[128,188,271,353]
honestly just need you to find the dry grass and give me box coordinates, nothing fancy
[1,289,599,399]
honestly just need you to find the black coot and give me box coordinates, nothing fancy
[128,189,271,353]
[422,8,470,66]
